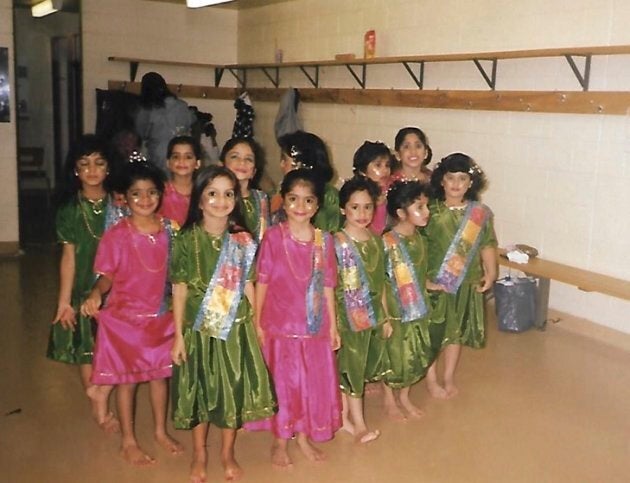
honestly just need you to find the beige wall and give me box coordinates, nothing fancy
[82,0,239,146]
[0,0,19,252]
[238,0,630,333]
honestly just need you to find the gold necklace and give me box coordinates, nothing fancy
[194,226,222,284]
[129,219,166,273]
[343,230,380,273]
[78,196,104,240]
[281,224,312,282]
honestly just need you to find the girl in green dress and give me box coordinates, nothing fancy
[425,153,497,399]
[335,176,392,443]
[170,166,275,483]
[48,134,124,433]
[272,130,340,232]
[382,180,444,419]
[221,137,270,242]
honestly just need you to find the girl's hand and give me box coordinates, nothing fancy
[171,335,187,366]
[80,292,102,317]
[52,303,76,330]
[382,321,393,339]
[255,326,265,347]
[330,331,341,351]
[476,274,495,293]
[426,280,445,292]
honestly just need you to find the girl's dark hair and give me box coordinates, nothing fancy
[182,165,248,233]
[430,152,487,201]
[167,135,202,160]
[139,72,174,109]
[277,130,334,183]
[119,161,166,211]
[387,180,430,220]
[57,134,114,205]
[220,137,266,188]
[280,168,325,208]
[352,141,392,174]
[394,126,433,167]
[339,175,381,208]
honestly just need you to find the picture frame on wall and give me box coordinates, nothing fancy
[0,47,10,123]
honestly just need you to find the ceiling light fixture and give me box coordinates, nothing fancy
[186,0,234,8]
[31,0,63,18]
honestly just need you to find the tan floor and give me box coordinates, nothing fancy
[1,245,629,483]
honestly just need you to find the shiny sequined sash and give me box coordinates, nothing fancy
[334,231,378,332]
[306,229,326,335]
[250,189,270,242]
[193,231,256,340]
[158,218,176,315]
[383,231,428,323]
[104,195,130,230]
[434,202,490,294]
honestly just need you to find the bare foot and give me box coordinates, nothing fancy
[222,454,243,481]
[190,451,207,483]
[426,380,449,400]
[354,429,380,444]
[339,421,355,436]
[400,399,425,419]
[364,383,382,397]
[99,411,121,434]
[156,432,184,455]
[444,381,459,399]
[120,443,155,466]
[271,440,293,469]
[384,402,407,422]
[296,434,326,462]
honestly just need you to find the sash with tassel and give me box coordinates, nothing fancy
[193,230,257,340]
[383,231,428,323]
[305,228,326,335]
[334,231,378,332]
[433,202,490,294]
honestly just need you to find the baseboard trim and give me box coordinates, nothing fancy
[548,308,630,352]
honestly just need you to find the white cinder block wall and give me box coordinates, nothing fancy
[238,0,630,334]
[81,0,240,149]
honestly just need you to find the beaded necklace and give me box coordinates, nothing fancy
[78,195,106,240]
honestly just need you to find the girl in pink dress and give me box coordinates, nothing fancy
[391,127,433,183]
[158,135,201,226]
[246,168,342,468]
[81,161,182,466]
[352,140,394,235]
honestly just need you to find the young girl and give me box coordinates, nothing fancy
[246,169,341,467]
[352,140,393,235]
[335,176,391,444]
[158,135,201,226]
[48,134,124,432]
[272,130,340,232]
[382,180,444,419]
[221,137,270,242]
[81,160,181,465]
[170,166,275,482]
[425,153,497,399]
[391,127,433,183]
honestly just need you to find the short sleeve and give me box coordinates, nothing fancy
[481,205,498,248]
[93,227,120,279]
[56,202,77,245]
[170,230,191,284]
[256,230,275,284]
[323,232,337,288]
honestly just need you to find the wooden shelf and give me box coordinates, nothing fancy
[108,45,630,115]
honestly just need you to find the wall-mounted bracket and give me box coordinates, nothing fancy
[565,54,591,91]
[299,65,319,87]
[229,68,247,88]
[261,67,280,87]
[402,61,425,89]
[345,64,366,89]
[473,58,497,90]
[129,61,139,82]
[215,67,225,87]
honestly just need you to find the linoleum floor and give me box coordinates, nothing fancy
[1,244,629,483]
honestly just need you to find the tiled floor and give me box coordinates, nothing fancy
[1,244,629,482]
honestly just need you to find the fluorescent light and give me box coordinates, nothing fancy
[31,0,63,18]
[186,0,234,8]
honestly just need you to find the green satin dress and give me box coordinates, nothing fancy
[170,226,276,429]
[383,230,445,389]
[239,189,269,242]
[47,196,107,365]
[313,183,340,233]
[335,234,391,397]
[425,201,498,349]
